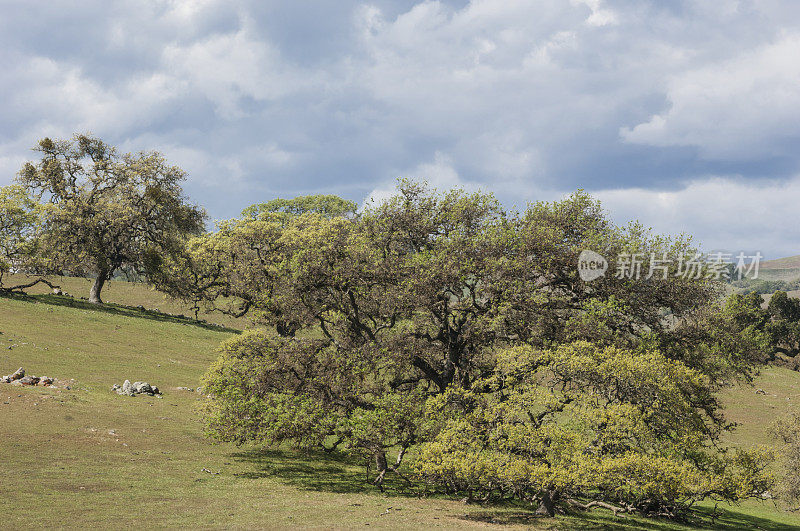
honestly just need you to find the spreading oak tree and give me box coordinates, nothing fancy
[199,181,771,516]
[17,135,205,303]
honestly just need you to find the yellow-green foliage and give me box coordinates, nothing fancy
[773,411,800,506]
[0,184,40,280]
[414,342,774,514]
[202,329,424,459]
[241,194,357,219]
[202,330,334,447]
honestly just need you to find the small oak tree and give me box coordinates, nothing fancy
[723,290,800,368]
[17,135,205,303]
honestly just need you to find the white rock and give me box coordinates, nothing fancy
[118,380,135,396]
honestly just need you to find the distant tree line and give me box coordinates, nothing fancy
[731,277,800,295]
[725,290,800,368]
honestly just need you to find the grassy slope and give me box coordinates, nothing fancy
[1,273,242,329]
[762,256,800,270]
[2,283,800,529]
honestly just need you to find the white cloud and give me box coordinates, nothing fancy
[571,0,617,27]
[0,154,25,185]
[12,58,177,132]
[0,56,181,185]
[596,175,800,258]
[161,25,312,118]
[622,34,800,159]
[362,151,481,209]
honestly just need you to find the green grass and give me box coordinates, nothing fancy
[1,273,244,329]
[2,282,800,529]
[756,269,800,282]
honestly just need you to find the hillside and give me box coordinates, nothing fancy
[2,284,800,529]
[0,273,243,329]
[762,255,800,270]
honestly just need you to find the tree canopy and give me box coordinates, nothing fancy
[196,181,770,516]
[241,194,357,219]
[17,134,206,303]
[150,193,357,322]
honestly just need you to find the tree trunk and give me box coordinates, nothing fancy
[276,320,298,337]
[372,450,389,491]
[89,269,109,304]
[536,488,557,517]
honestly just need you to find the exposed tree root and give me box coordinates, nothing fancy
[567,498,632,518]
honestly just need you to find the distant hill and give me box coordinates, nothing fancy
[761,255,800,270]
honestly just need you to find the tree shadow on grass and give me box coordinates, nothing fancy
[689,506,800,531]
[457,503,799,530]
[229,448,416,497]
[0,291,239,334]
[231,448,798,530]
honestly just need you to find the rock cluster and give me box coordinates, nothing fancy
[111,380,161,397]
[176,386,206,395]
[1,368,55,387]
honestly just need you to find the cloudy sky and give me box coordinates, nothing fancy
[1,1,799,257]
